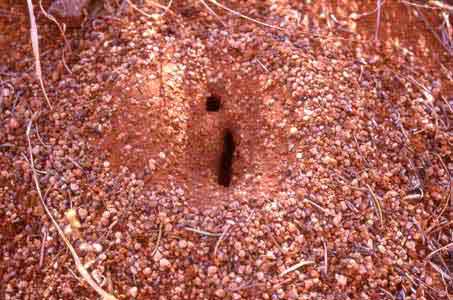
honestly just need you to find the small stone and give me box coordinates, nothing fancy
[143,267,152,275]
[78,208,88,220]
[178,240,187,249]
[159,258,171,269]
[70,183,79,192]
[288,287,299,300]
[406,240,416,251]
[92,243,103,253]
[207,266,218,276]
[214,289,226,298]
[153,250,163,262]
[148,159,156,171]
[79,242,91,252]
[128,286,138,298]
[256,272,265,281]
[336,274,348,286]
[9,118,19,129]
[289,127,298,136]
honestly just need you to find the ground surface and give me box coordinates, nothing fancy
[1,0,453,299]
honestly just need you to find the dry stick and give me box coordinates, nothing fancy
[429,0,453,11]
[351,0,387,20]
[426,242,453,260]
[198,0,227,27]
[303,198,329,215]
[205,0,283,30]
[427,220,453,235]
[126,0,174,17]
[162,0,174,17]
[375,0,382,41]
[39,226,48,268]
[366,184,384,225]
[184,226,222,237]
[151,222,163,257]
[213,224,232,257]
[412,5,453,56]
[433,153,452,221]
[280,260,315,277]
[256,58,269,73]
[26,121,117,300]
[38,0,72,74]
[26,0,52,109]
[322,238,328,275]
[400,0,445,10]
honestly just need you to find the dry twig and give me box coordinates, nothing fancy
[26,0,52,109]
[375,0,383,41]
[126,0,174,17]
[366,184,384,225]
[322,238,328,275]
[151,222,163,257]
[38,0,72,74]
[205,0,282,30]
[39,226,48,268]
[280,260,315,277]
[426,242,453,261]
[213,224,232,257]
[184,226,222,237]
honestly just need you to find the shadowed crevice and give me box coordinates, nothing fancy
[218,129,235,187]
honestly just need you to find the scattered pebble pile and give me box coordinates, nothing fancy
[1,1,452,299]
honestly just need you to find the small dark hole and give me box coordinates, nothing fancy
[206,95,221,112]
[218,130,235,187]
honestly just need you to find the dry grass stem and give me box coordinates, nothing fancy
[280,260,315,277]
[433,153,452,221]
[256,58,270,72]
[198,0,227,27]
[126,0,174,17]
[38,0,72,74]
[151,222,163,257]
[39,226,48,268]
[411,5,453,55]
[184,227,222,237]
[322,238,328,275]
[375,0,383,41]
[302,198,328,215]
[366,184,384,225]
[426,242,453,260]
[26,0,52,109]
[213,224,232,257]
[350,0,387,20]
[26,121,117,300]
[205,0,283,30]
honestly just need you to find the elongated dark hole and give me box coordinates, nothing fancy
[206,95,221,112]
[218,130,235,187]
